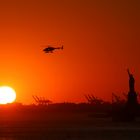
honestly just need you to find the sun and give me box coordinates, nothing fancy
[0,86,16,104]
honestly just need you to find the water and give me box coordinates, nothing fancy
[0,120,140,140]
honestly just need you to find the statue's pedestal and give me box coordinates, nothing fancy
[126,91,138,120]
[127,91,138,108]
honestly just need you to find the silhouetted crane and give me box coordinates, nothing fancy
[32,95,52,105]
[85,94,104,105]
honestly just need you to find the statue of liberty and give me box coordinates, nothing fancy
[127,69,135,92]
[127,69,137,108]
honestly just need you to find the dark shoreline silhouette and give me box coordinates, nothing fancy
[0,70,139,122]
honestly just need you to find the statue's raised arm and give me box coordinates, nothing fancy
[127,69,131,77]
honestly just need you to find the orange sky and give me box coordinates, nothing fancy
[0,0,139,104]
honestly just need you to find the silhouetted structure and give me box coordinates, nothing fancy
[85,94,104,105]
[112,93,121,104]
[33,95,52,105]
[127,69,138,107]
[125,69,138,120]
[112,69,138,122]
[112,93,127,104]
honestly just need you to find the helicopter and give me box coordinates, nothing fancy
[43,45,63,53]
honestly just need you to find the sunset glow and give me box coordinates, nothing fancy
[0,86,16,104]
[0,0,139,104]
